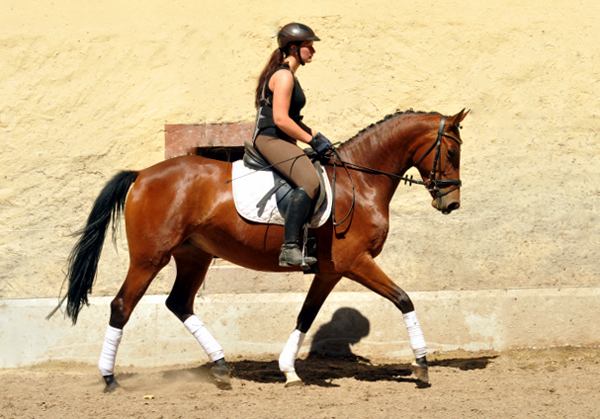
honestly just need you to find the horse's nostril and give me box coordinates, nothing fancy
[448,202,460,211]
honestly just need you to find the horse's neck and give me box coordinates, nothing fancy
[340,120,422,199]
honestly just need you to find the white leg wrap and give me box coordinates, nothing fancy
[98,325,123,377]
[403,311,427,359]
[183,315,224,362]
[279,329,306,373]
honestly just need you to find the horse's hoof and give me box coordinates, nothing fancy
[212,359,232,390]
[411,357,430,387]
[283,371,304,387]
[103,374,120,393]
[213,373,232,390]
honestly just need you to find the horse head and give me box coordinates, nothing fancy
[413,109,468,214]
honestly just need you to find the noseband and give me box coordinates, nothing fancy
[414,116,462,199]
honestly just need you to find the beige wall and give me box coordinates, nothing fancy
[1,0,599,299]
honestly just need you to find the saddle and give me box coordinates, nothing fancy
[242,142,328,219]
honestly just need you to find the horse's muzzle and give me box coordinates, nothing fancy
[432,194,461,214]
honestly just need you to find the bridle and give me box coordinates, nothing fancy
[329,116,462,226]
[413,116,462,200]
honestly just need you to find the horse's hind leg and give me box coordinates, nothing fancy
[279,273,342,386]
[100,260,169,392]
[166,245,230,389]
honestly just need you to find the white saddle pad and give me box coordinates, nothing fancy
[231,160,332,227]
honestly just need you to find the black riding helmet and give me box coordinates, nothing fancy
[278,23,320,65]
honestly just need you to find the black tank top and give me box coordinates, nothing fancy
[256,65,309,142]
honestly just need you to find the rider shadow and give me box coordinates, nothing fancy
[307,307,371,360]
[297,307,423,387]
[230,307,406,387]
[228,307,497,387]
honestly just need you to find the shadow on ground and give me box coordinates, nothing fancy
[101,352,498,392]
[226,354,497,387]
[225,307,497,387]
[116,307,497,389]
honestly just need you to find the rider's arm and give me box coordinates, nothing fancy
[270,70,314,144]
[298,120,317,138]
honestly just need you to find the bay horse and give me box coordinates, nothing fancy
[60,109,467,392]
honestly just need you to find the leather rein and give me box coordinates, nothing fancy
[328,116,462,226]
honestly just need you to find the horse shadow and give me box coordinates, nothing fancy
[120,307,499,390]
[226,307,497,388]
[120,307,497,390]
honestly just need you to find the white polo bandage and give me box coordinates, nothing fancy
[184,315,224,362]
[279,329,306,373]
[98,325,123,377]
[403,311,427,359]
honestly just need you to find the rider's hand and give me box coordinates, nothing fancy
[308,133,333,156]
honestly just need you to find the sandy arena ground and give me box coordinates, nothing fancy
[1,347,599,419]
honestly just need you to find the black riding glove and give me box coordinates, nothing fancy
[308,133,333,156]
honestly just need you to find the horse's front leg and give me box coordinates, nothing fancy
[343,256,430,387]
[279,273,342,387]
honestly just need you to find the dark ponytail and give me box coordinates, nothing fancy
[254,48,286,108]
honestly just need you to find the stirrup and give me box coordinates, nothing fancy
[279,244,316,268]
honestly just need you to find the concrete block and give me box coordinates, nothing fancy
[1,287,599,369]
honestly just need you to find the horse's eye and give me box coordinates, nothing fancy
[448,150,456,158]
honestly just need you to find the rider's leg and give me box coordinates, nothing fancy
[279,187,316,266]
[254,136,320,267]
[254,135,319,198]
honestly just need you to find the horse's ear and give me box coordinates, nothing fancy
[449,108,469,128]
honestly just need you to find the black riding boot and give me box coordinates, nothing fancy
[279,187,317,267]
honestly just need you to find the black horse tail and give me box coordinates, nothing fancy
[64,170,139,325]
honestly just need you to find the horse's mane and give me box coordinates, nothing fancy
[340,109,442,147]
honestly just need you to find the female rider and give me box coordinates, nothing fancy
[253,22,332,267]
